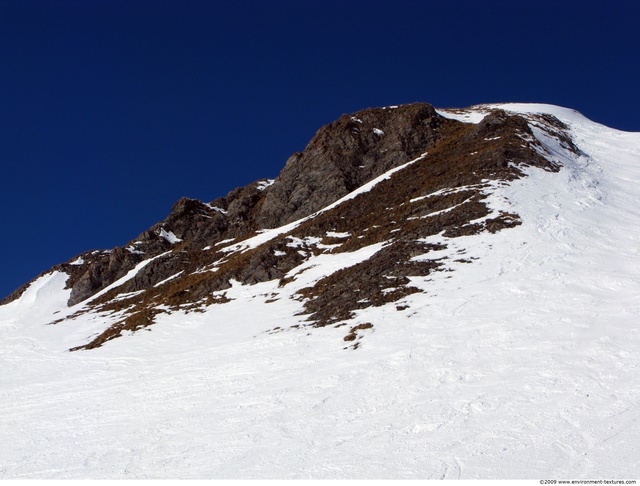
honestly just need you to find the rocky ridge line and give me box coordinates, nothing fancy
[1,103,578,350]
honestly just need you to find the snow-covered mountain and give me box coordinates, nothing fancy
[1,103,638,479]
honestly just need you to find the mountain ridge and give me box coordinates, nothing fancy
[2,102,639,479]
[3,102,573,351]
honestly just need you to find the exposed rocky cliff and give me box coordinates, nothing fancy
[1,102,578,350]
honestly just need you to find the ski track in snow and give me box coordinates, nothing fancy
[1,104,639,479]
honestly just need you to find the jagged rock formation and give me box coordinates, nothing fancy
[1,102,578,350]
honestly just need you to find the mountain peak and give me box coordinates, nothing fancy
[2,102,579,350]
[2,102,639,479]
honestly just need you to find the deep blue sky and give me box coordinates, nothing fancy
[1,0,639,300]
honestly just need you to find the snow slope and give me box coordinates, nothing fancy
[1,104,639,479]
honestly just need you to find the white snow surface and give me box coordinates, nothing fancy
[256,179,275,191]
[157,228,182,244]
[203,203,228,215]
[1,104,639,479]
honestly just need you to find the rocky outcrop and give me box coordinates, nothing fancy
[255,103,445,227]
[8,103,450,308]
[2,102,575,350]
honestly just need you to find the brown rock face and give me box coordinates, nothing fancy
[2,102,575,350]
[256,103,444,227]
[34,103,449,307]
